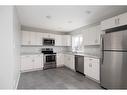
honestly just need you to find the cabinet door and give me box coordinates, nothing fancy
[66,35,72,46]
[84,26,102,45]
[64,54,74,70]
[42,33,55,39]
[30,32,36,45]
[101,16,117,30]
[69,55,75,70]
[33,54,43,69]
[62,35,71,46]
[56,53,64,67]
[22,31,30,45]
[55,35,62,46]
[84,57,89,75]
[91,61,100,81]
[83,29,90,45]
[61,35,66,46]
[95,25,102,45]
[84,57,100,81]
[64,54,68,67]
[49,33,55,39]
[21,55,33,71]
[36,32,43,45]
[118,12,127,27]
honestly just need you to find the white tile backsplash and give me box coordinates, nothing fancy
[84,45,101,56]
[21,46,71,54]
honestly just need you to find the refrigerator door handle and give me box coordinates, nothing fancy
[101,34,104,64]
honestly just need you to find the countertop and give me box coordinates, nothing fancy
[59,51,100,59]
[21,53,43,55]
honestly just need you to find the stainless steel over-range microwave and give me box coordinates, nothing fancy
[43,38,55,46]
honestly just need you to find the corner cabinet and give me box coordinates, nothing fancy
[61,35,72,46]
[55,35,72,46]
[21,54,43,72]
[84,25,102,45]
[101,12,127,30]
[64,54,75,70]
[84,57,100,82]
[56,53,64,67]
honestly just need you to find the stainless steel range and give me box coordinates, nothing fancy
[41,48,56,70]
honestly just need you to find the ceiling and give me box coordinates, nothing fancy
[16,6,127,32]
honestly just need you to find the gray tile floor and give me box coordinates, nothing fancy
[17,67,102,89]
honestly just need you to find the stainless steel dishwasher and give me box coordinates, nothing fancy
[75,55,84,74]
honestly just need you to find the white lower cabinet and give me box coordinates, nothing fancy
[33,54,43,69]
[56,53,75,70]
[84,57,100,82]
[21,55,33,71]
[56,53,64,67]
[21,54,43,72]
[64,54,75,70]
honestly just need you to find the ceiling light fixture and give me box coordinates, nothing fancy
[85,10,91,14]
[58,27,62,29]
[68,21,72,23]
[46,15,51,19]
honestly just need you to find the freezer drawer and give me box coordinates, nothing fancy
[101,51,127,89]
[103,30,127,51]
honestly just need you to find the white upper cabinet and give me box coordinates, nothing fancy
[42,33,55,39]
[62,35,72,46]
[22,31,43,45]
[35,32,43,45]
[66,35,72,46]
[55,34,62,46]
[101,16,118,30]
[22,31,71,46]
[55,34,71,46]
[84,25,102,45]
[30,32,36,45]
[22,31,31,45]
[101,12,127,30]
[117,12,127,26]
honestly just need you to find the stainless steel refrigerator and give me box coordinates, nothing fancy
[101,30,127,89]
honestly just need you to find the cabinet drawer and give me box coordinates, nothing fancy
[88,58,99,63]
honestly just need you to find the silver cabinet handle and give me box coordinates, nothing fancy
[115,19,117,25]
[89,63,92,67]
[32,59,34,62]
[118,18,120,25]
[28,41,31,44]
[89,59,93,60]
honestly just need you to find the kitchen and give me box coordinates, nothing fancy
[1,6,127,90]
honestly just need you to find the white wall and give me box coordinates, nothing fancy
[12,7,21,89]
[0,6,21,89]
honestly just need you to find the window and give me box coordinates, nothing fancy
[72,34,83,52]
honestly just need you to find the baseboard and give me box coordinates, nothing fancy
[21,68,43,73]
[57,64,64,67]
[85,75,100,83]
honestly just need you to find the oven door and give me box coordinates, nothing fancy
[44,54,56,63]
